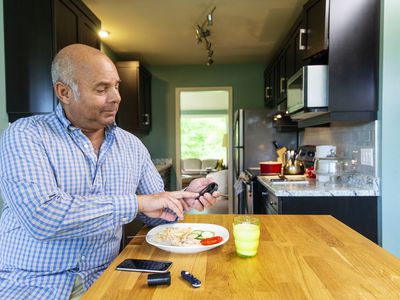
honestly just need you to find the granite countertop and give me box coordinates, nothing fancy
[258,175,380,197]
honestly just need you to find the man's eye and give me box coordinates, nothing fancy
[96,88,106,94]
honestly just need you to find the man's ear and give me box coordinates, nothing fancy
[54,81,73,105]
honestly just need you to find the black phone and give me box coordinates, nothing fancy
[115,259,173,273]
[196,182,218,199]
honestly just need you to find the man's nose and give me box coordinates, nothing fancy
[108,87,121,103]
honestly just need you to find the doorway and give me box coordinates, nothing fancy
[175,87,233,213]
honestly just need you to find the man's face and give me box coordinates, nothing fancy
[65,56,121,131]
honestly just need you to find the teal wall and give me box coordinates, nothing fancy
[138,64,265,188]
[380,0,400,257]
[0,0,7,212]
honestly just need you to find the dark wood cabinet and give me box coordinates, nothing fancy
[300,0,329,60]
[264,63,276,108]
[116,61,152,134]
[4,0,101,122]
[328,0,379,118]
[263,192,378,243]
[276,50,287,104]
[263,0,378,126]
[54,0,100,50]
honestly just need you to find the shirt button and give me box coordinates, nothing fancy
[122,217,128,222]
[81,255,86,261]
[83,144,89,149]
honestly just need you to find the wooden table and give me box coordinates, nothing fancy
[82,215,400,299]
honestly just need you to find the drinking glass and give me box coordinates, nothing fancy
[233,216,260,258]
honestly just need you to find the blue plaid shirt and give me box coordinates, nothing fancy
[0,104,167,299]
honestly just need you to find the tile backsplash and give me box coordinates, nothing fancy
[300,121,378,177]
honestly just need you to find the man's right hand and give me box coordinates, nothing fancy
[137,191,199,221]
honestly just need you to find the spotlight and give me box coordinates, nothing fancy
[195,7,216,66]
[98,30,110,38]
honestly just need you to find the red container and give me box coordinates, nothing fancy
[259,161,282,174]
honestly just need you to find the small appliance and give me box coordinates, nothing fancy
[287,65,329,120]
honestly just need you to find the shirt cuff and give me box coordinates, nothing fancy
[113,194,137,226]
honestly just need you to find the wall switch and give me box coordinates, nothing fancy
[360,148,374,167]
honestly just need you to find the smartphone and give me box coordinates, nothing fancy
[115,259,173,273]
[196,182,218,200]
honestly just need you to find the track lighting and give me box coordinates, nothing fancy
[195,6,216,66]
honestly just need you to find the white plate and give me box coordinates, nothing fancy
[146,223,229,254]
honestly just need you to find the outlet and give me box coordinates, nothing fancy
[360,148,374,167]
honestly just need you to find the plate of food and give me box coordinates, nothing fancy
[146,223,229,254]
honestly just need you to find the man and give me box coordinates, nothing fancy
[0,44,219,299]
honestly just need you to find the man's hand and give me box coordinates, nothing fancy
[137,191,199,221]
[183,177,220,211]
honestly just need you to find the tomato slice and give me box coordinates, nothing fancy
[200,236,223,246]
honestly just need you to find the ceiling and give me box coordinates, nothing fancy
[83,0,307,66]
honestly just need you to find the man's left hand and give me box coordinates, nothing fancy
[182,177,220,211]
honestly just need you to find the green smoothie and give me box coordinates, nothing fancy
[233,222,260,257]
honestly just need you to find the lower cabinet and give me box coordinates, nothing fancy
[257,184,378,243]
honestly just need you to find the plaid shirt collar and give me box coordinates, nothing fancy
[55,103,117,134]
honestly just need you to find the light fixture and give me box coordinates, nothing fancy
[195,6,216,66]
[98,30,110,39]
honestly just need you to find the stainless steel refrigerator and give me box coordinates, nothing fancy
[232,109,297,214]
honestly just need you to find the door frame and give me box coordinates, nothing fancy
[175,86,233,213]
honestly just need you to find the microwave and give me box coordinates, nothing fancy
[287,65,328,119]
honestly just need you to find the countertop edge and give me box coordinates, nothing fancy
[257,176,380,197]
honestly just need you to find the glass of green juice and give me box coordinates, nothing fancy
[233,216,260,258]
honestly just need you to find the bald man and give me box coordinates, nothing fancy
[0,44,219,299]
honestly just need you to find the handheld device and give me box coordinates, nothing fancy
[196,182,218,200]
[181,271,202,288]
[115,259,173,273]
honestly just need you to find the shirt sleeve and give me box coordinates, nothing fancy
[0,122,137,241]
[134,147,176,227]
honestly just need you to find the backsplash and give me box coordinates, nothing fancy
[300,121,378,177]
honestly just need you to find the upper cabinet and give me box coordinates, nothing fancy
[116,61,152,134]
[264,0,379,127]
[300,0,329,60]
[4,0,101,122]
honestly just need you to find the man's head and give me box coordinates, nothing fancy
[52,44,121,132]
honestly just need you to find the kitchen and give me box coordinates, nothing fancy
[0,0,400,298]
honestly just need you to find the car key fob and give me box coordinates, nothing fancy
[181,271,201,288]
[196,182,218,199]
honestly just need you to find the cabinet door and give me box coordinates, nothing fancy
[276,50,287,104]
[280,196,378,243]
[287,20,303,79]
[54,0,101,50]
[54,0,78,50]
[4,0,55,122]
[116,63,140,133]
[116,62,152,134]
[302,0,328,59]
[138,67,152,132]
[264,64,276,108]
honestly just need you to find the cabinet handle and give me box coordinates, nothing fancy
[280,77,286,93]
[265,86,271,99]
[261,192,268,196]
[299,28,306,50]
[143,113,150,125]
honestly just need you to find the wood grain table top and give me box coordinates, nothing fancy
[82,214,400,299]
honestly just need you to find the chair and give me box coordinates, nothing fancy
[201,159,219,170]
[181,158,202,175]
